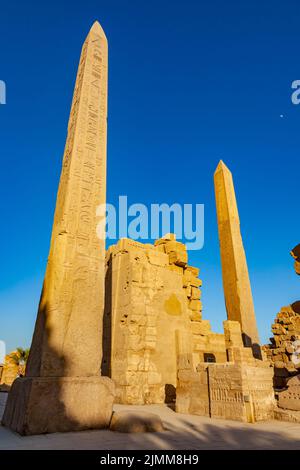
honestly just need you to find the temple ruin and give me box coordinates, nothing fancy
[263,244,300,417]
[2,20,300,435]
[101,229,276,422]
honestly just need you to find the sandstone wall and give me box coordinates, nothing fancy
[0,352,19,387]
[277,375,300,412]
[263,303,300,388]
[104,235,227,404]
[263,245,300,390]
[176,320,274,422]
[291,244,300,275]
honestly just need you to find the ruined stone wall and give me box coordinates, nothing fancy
[0,352,19,387]
[263,245,300,389]
[263,304,300,388]
[176,321,275,422]
[291,244,300,276]
[104,235,227,404]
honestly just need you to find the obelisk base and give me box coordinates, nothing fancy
[2,376,115,435]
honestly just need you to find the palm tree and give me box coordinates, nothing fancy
[10,348,30,377]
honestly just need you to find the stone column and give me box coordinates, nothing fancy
[214,161,260,357]
[2,21,115,435]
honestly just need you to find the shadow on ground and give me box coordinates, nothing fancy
[0,396,299,450]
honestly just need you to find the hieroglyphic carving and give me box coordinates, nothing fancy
[2,22,116,436]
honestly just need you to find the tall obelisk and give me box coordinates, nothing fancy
[3,21,115,435]
[214,161,260,356]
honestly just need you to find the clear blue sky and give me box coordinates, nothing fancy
[0,0,299,352]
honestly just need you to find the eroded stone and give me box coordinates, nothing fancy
[110,411,164,433]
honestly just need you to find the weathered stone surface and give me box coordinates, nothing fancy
[27,21,108,379]
[176,360,275,423]
[278,375,300,411]
[189,299,202,311]
[291,244,300,275]
[214,161,260,355]
[168,249,188,267]
[2,21,114,435]
[2,376,114,435]
[274,407,300,423]
[0,352,19,387]
[226,345,256,364]
[176,308,274,423]
[103,236,229,405]
[191,320,211,335]
[263,308,300,388]
[110,411,164,433]
[263,245,300,391]
[223,320,243,349]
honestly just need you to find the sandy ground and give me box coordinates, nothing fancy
[0,392,300,450]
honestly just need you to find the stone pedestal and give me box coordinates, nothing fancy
[2,376,114,435]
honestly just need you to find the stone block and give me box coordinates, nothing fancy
[146,327,157,336]
[223,320,243,349]
[191,287,201,300]
[167,264,184,275]
[169,250,188,267]
[154,234,176,246]
[131,263,143,283]
[214,161,260,351]
[189,299,202,311]
[147,250,169,267]
[185,285,192,298]
[110,411,164,433]
[185,266,200,277]
[278,375,300,411]
[190,277,202,288]
[147,372,161,385]
[164,241,186,254]
[191,320,211,335]
[189,310,202,322]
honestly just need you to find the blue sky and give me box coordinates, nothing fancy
[0,0,299,352]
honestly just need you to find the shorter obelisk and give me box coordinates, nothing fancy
[2,21,115,435]
[214,161,260,357]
